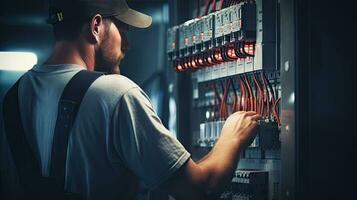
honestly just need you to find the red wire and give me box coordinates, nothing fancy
[244,81,247,111]
[253,74,263,115]
[239,78,244,111]
[259,76,264,116]
[274,97,281,125]
[204,0,211,15]
[220,79,230,119]
[261,71,270,118]
[210,0,217,13]
[263,72,279,123]
[250,80,255,111]
[219,0,224,10]
[244,75,253,111]
[239,77,247,111]
[230,78,237,113]
[264,72,281,124]
[270,85,279,124]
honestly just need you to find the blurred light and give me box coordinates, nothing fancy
[187,60,192,68]
[289,92,295,104]
[184,37,189,46]
[206,111,210,120]
[0,52,37,71]
[191,60,196,68]
[227,49,232,56]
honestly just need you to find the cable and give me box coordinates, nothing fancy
[258,74,265,116]
[247,77,254,112]
[243,75,253,111]
[219,0,225,10]
[204,0,211,15]
[253,77,257,112]
[210,0,217,13]
[230,78,237,113]
[219,79,230,119]
[273,97,281,125]
[262,72,281,124]
[261,71,270,118]
[253,73,263,115]
[238,77,244,111]
[239,76,247,111]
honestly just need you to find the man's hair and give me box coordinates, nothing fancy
[52,18,86,41]
[52,17,111,42]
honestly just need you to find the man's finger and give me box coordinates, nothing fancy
[250,114,262,121]
[245,111,258,116]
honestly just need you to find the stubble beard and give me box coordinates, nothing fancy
[94,37,122,74]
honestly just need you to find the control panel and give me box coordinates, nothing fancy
[167,0,280,199]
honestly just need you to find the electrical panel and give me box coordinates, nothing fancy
[221,170,269,200]
[167,0,280,199]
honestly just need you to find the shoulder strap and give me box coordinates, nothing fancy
[50,70,103,190]
[2,70,103,198]
[3,78,42,192]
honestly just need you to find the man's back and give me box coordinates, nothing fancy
[1,64,190,199]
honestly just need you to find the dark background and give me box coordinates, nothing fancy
[1,0,356,199]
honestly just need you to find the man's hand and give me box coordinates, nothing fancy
[162,111,261,200]
[219,111,261,149]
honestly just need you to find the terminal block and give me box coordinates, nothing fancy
[249,120,280,149]
[220,170,269,200]
[167,26,178,60]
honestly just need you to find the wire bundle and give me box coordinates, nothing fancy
[209,71,281,125]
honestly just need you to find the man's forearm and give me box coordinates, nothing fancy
[163,112,260,200]
[195,136,243,196]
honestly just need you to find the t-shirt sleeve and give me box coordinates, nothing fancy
[112,87,190,189]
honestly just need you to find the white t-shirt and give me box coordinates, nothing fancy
[0,64,190,199]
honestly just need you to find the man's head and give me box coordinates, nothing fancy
[48,0,151,72]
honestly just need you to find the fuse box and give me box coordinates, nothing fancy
[167,0,280,199]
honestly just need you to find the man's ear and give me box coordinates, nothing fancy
[88,14,105,44]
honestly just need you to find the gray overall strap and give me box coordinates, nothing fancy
[50,70,103,191]
[3,70,103,199]
[3,78,42,195]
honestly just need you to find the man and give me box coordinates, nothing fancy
[0,0,261,199]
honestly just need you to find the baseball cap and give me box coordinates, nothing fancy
[48,0,152,28]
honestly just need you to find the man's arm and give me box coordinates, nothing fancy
[162,111,261,200]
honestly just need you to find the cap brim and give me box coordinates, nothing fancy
[114,8,152,28]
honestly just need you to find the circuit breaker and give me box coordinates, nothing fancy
[167,0,280,199]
